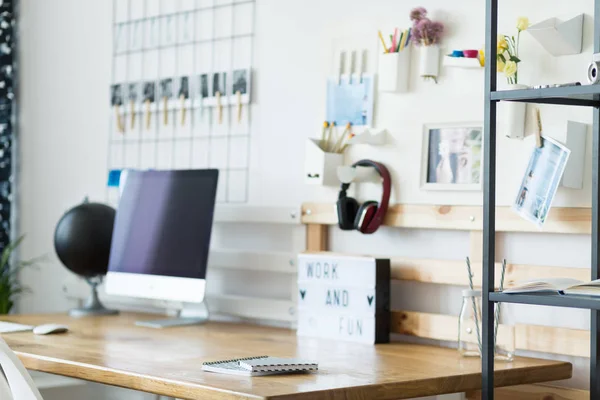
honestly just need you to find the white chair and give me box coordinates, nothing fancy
[0,336,43,399]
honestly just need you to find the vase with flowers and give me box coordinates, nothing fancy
[410,7,445,83]
[497,17,529,86]
[497,17,530,139]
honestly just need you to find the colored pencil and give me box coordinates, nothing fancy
[378,30,389,53]
[396,32,403,52]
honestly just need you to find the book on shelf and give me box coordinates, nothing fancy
[503,278,600,296]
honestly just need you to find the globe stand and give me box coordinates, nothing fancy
[69,276,119,317]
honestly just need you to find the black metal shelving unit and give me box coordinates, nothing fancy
[482,1,600,399]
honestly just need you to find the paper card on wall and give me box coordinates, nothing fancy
[204,72,229,106]
[230,68,250,104]
[297,253,390,288]
[326,74,374,127]
[297,311,389,344]
[513,136,571,227]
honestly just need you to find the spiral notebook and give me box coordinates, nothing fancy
[202,356,318,376]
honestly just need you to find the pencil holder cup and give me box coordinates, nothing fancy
[378,46,412,92]
[304,138,344,186]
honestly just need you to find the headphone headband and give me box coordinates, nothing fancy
[338,160,391,233]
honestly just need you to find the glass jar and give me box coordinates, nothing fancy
[458,289,482,357]
[494,303,514,362]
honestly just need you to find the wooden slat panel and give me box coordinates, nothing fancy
[392,310,590,358]
[390,257,589,288]
[466,384,588,400]
[470,231,483,262]
[515,324,589,358]
[391,310,514,350]
[306,224,329,252]
[214,204,301,224]
[301,203,592,234]
[210,249,296,273]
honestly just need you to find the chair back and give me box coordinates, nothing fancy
[0,336,43,400]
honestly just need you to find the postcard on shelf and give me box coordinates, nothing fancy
[504,278,600,296]
[512,136,570,228]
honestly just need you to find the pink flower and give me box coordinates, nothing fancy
[410,7,428,22]
[410,10,445,46]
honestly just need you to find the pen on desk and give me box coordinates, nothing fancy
[391,28,398,53]
[378,30,389,54]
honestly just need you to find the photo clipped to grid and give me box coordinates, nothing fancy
[108,0,255,205]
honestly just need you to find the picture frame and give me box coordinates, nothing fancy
[421,122,483,191]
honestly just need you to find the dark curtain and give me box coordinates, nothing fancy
[0,1,15,250]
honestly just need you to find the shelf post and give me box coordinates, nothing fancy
[483,0,498,398]
[592,2,600,399]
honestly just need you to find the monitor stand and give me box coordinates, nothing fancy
[135,302,209,328]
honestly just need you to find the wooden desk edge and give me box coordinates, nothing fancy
[15,351,573,400]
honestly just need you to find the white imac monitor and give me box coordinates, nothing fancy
[106,169,218,308]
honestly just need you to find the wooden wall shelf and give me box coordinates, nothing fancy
[301,203,592,234]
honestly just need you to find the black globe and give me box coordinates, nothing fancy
[54,201,116,278]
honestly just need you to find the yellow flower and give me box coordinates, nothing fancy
[497,37,508,54]
[504,60,517,78]
[517,16,530,32]
[497,59,505,73]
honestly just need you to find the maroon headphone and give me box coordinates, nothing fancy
[336,160,391,234]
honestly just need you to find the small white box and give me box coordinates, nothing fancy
[378,47,411,93]
[304,139,343,186]
[528,14,583,56]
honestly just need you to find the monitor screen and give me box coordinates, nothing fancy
[108,169,218,280]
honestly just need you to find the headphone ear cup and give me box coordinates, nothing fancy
[354,201,379,233]
[337,197,359,230]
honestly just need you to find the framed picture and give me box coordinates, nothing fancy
[421,122,483,191]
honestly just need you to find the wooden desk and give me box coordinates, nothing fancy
[1,313,571,400]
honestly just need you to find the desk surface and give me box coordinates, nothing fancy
[1,313,571,400]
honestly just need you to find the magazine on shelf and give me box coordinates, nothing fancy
[503,278,600,296]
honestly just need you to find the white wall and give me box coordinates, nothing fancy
[17,0,596,398]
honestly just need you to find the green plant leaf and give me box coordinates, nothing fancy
[0,235,42,314]
[510,56,521,63]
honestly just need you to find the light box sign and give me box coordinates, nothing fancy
[297,253,390,344]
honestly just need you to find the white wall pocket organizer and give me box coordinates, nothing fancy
[378,46,411,92]
[304,139,343,186]
[561,121,587,189]
[528,14,584,56]
[346,129,387,145]
[501,84,528,139]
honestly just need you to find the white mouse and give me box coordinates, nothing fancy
[33,324,69,335]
